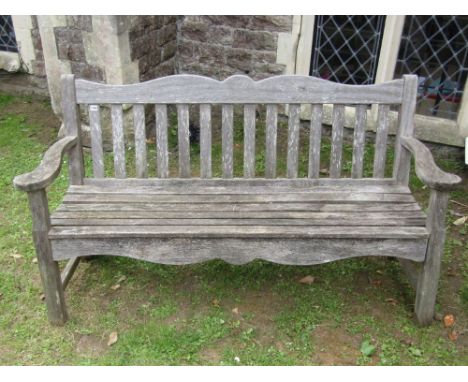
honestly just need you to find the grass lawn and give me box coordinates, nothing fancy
[0,93,467,365]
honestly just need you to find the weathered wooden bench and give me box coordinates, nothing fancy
[14,74,461,326]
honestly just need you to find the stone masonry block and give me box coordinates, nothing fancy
[180,21,209,42]
[207,26,233,46]
[248,16,292,32]
[232,29,277,51]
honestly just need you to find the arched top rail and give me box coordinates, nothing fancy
[73,74,407,105]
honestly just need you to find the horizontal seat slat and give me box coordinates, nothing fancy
[68,184,411,195]
[56,202,423,213]
[63,193,416,204]
[51,217,426,227]
[51,210,425,220]
[49,225,428,240]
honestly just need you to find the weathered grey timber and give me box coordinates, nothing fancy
[308,104,323,179]
[287,104,301,178]
[133,105,147,178]
[13,73,461,327]
[351,105,367,179]
[243,105,256,178]
[155,104,169,178]
[330,104,345,178]
[373,104,390,178]
[89,105,104,178]
[111,105,126,178]
[199,104,212,178]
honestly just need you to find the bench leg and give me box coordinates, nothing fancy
[414,190,449,326]
[28,190,68,325]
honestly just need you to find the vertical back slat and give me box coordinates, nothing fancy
[155,104,169,178]
[287,104,301,178]
[199,104,212,178]
[111,104,126,178]
[222,104,234,178]
[177,104,190,178]
[265,104,277,179]
[89,105,104,178]
[330,104,345,178]
[133,104,147,178]
[61,74,84,185]
[373,104,390,178]
[393,75,418,185]
[351,105,367,179]
[308,104,323,178]
[243,104,256,178]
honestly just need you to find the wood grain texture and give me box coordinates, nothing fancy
[287,104,301,178]
[75,75,404,104]
[61,74,84,185]
[49,225,428,240]
[200,104,212,178]
[89,105,104,178]
[83,177,400,188]
[222,104,234,178]
[13,136,77,192]
[373,104,390,178]
[61,257,80,290]
[52,210,425,221]
[308,104,323,178]
[28,189,68,325]
[57,202,423,213]
[243,104,256,178]
[351,105,367,179]
[155,104,169,178]
[51,237,427,265]
[415,190,449,325]
[400,136,461,191]
[393,74,418,185]
[111,104,126,178]
[63,191,416,205]
[133,104,147,178]
[177,104,190,178]
[330,104,345,178]
[265,104,277,178]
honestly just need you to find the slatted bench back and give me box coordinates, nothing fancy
[61,74,418,184]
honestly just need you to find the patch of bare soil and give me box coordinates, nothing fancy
[75,335,108,358]
[311,325,361,365]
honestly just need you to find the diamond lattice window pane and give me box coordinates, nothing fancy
[310,16,386,85]
[0,16,18,53]
[395,16,468,120]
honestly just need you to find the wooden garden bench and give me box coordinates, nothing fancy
[13,74,461,327]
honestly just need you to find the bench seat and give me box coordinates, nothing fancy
[48,179,429,265]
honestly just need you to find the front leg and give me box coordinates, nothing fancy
[28,189,68,325]
[414,189,450,326]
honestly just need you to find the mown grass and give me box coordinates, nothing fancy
[0,94,467,365]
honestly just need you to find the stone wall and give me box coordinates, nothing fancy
[54,16,104,82]
[177,16,293,79]
[129,16,178,81]
[30,16,46,78]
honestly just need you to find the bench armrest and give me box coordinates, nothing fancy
[400,136,461,191]
[13,135,78,192]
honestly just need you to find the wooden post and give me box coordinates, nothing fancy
[28,189,68,325]
[415,189,449,325]
[61,74,84,185]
